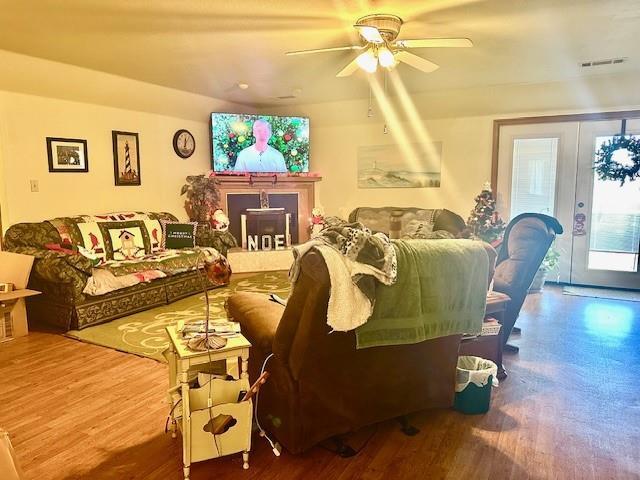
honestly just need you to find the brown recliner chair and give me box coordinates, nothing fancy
[492,213,563,348]
[227,251,463,454]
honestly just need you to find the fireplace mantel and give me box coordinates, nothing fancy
[215,174,322,245]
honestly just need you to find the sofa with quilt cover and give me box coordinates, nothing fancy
[3,211,236,331]
[348,206,468,239]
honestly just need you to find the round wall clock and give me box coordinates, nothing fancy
[173,129,196,158]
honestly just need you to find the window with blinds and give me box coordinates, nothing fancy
[510,137,559,218]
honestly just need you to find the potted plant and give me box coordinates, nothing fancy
[529,245,560,293]
[180,173,221,224]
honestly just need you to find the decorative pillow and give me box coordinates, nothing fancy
[402,220,434,239]
[77,222,108,262]
[144,219,163,251]
[161,221,197,249]
[98,220,151,260]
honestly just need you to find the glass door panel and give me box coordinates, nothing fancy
[572,120,640,289]
[588,136,640,273]
[510,137,559,218]
[496,122,579,284]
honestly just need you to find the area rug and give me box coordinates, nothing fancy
[563,286,640,303]
[65,271,291,362]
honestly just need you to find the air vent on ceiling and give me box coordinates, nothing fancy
[580,57,627,68]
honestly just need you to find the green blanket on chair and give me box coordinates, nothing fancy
[355,239,489,349]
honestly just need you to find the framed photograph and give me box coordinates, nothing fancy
[46,137,88,173]
[112,131,141,186]
[357,142,442,188]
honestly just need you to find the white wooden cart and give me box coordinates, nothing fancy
[165,326,252,479]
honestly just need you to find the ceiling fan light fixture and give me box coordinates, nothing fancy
[356,49,378,73]
[378,47,395,68]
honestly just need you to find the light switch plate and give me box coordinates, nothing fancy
[30,180,39,192]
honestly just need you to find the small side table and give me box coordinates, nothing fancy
[165,326,252,479]
[459,291,510,380]
[0,289,41,341]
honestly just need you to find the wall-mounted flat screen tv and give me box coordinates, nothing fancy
[211,113,310,173]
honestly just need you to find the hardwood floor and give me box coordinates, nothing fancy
[1,286,639,480]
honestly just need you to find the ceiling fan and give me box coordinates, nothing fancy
[286,14,472,77]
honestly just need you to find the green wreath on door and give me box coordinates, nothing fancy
[594,135,640,185]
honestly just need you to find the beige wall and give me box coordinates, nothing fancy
[0,50,249,230]
[0,91,205,225]
[307,116,494,219]
[1,46,639,231]
[265,71,640,219]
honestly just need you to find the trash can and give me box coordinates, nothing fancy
[454,356,498,414]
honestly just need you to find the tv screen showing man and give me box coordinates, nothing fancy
[233,120,287,173]
[211,113,309,173]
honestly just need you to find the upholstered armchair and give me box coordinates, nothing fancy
[492,213,563,348]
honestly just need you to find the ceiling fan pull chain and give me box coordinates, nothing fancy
[367,83,373,118]
[383,70,389,134]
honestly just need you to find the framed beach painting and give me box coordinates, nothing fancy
[357,142,442,188]
[46,137,89,173]
[112,131,141,186]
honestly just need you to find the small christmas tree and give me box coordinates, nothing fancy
[467,182,506,243]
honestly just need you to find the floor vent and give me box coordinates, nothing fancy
[580,57,627,68]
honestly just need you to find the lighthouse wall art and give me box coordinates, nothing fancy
[112,131,141,186]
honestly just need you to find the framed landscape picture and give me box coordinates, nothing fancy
[112,131,141,186]
[357,142,442,188]
[46,137,88,173]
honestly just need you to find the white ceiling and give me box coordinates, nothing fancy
[0,0,638,107]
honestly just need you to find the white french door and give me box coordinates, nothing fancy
[496,122,579,283]
[571,119,640,289]
[497,118,640,290]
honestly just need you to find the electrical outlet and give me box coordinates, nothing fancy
[30,180,39,192]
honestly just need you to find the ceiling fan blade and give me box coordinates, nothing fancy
[355,25,384,43]
[394,38,473,49]
[286,45,363,56]
[395,51,440,73]
[336,57,360,77]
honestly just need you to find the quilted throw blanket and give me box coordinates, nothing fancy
[83,247,225,296]
[318,222,397,296]
[355,239,489,349]
[98,247,220,276]
[47,212,174,264]
[290,222,397,331]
